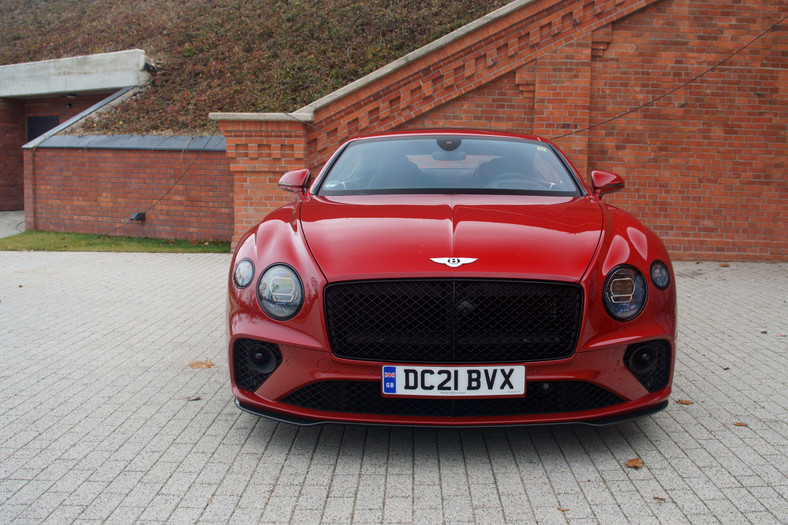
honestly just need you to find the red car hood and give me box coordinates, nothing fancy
[299,194,603,282]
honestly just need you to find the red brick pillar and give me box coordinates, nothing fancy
[533,32,592,178]
[22,150,35,230]
[212,116,310,245]
[0,99,25,211]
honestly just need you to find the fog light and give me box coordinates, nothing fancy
[627,345,658,374]
[248,345,277,374]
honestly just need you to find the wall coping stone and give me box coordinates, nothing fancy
[32,134,225,151]
[209,112,315,122]
[0,49,150,98]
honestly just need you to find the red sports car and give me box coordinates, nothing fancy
[228,130,676,426]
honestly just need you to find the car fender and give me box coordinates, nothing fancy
[228,202,329,353]
[578,202,677,350]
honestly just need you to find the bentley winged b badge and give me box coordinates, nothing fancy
[430,257,478,268]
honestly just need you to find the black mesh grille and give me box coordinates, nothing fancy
[281,380,622,417]
[233,339,282,392]
[624,340,671,393]
[324,280,583,363]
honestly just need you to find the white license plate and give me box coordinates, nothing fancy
[381,365,526,398]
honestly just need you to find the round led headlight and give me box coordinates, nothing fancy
[232,259,255,289]
[603,265,647,321]
[650,260,671,290]
[257,264,304,320]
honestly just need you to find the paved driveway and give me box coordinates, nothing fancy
[0,252,786,524]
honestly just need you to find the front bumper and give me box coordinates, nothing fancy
[230,337,674,427]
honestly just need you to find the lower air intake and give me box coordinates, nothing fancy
[281,380,623,417]
[233,339,282,392]
[624,340,671,392]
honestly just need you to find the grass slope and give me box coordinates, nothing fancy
[0,0,508,134]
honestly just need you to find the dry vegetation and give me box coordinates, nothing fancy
[0,0,509,134]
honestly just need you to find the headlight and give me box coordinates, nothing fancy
[603,265,647,321]
[232,259,254,288]
[257,264,304,320]
[650,260,670,290]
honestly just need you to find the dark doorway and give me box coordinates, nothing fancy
[27,115,60,141]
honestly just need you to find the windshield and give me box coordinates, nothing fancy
[316,136,582,196]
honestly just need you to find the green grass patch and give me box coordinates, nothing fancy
[0,231,230,253]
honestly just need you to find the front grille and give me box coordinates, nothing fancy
[324,280,582,363]
[281,380,623,417]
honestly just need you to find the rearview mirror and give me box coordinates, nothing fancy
[591,170,625,199]
[278,169,311,193]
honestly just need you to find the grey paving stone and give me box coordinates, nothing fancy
[259,495,296,522]
[411,506,444,524]
[441,495,474,522]
[39,505,85,525]
[412,484,441,509]
[295,484,330,510]
[199,495,240,522]
[321,497,355,523]
[164,506,206,525]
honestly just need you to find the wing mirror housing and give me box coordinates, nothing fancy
[278,169,311,194]
[591,170,625,199]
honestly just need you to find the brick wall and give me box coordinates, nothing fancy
[0,99,25,210]
[1,94,110,211]
[214,0,786,259]
[217,119,309,242]
[25,147,233,241]
[586,0,787,259]
[406,72,536,135]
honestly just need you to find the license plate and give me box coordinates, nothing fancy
[381,365,526,398]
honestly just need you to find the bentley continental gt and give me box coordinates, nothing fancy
[227,130,676,427]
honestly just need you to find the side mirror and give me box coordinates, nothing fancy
[591,170,625,199]
[278,169,311,194]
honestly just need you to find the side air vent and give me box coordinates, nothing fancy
[233,339,282,392]
[624,340,671,393]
